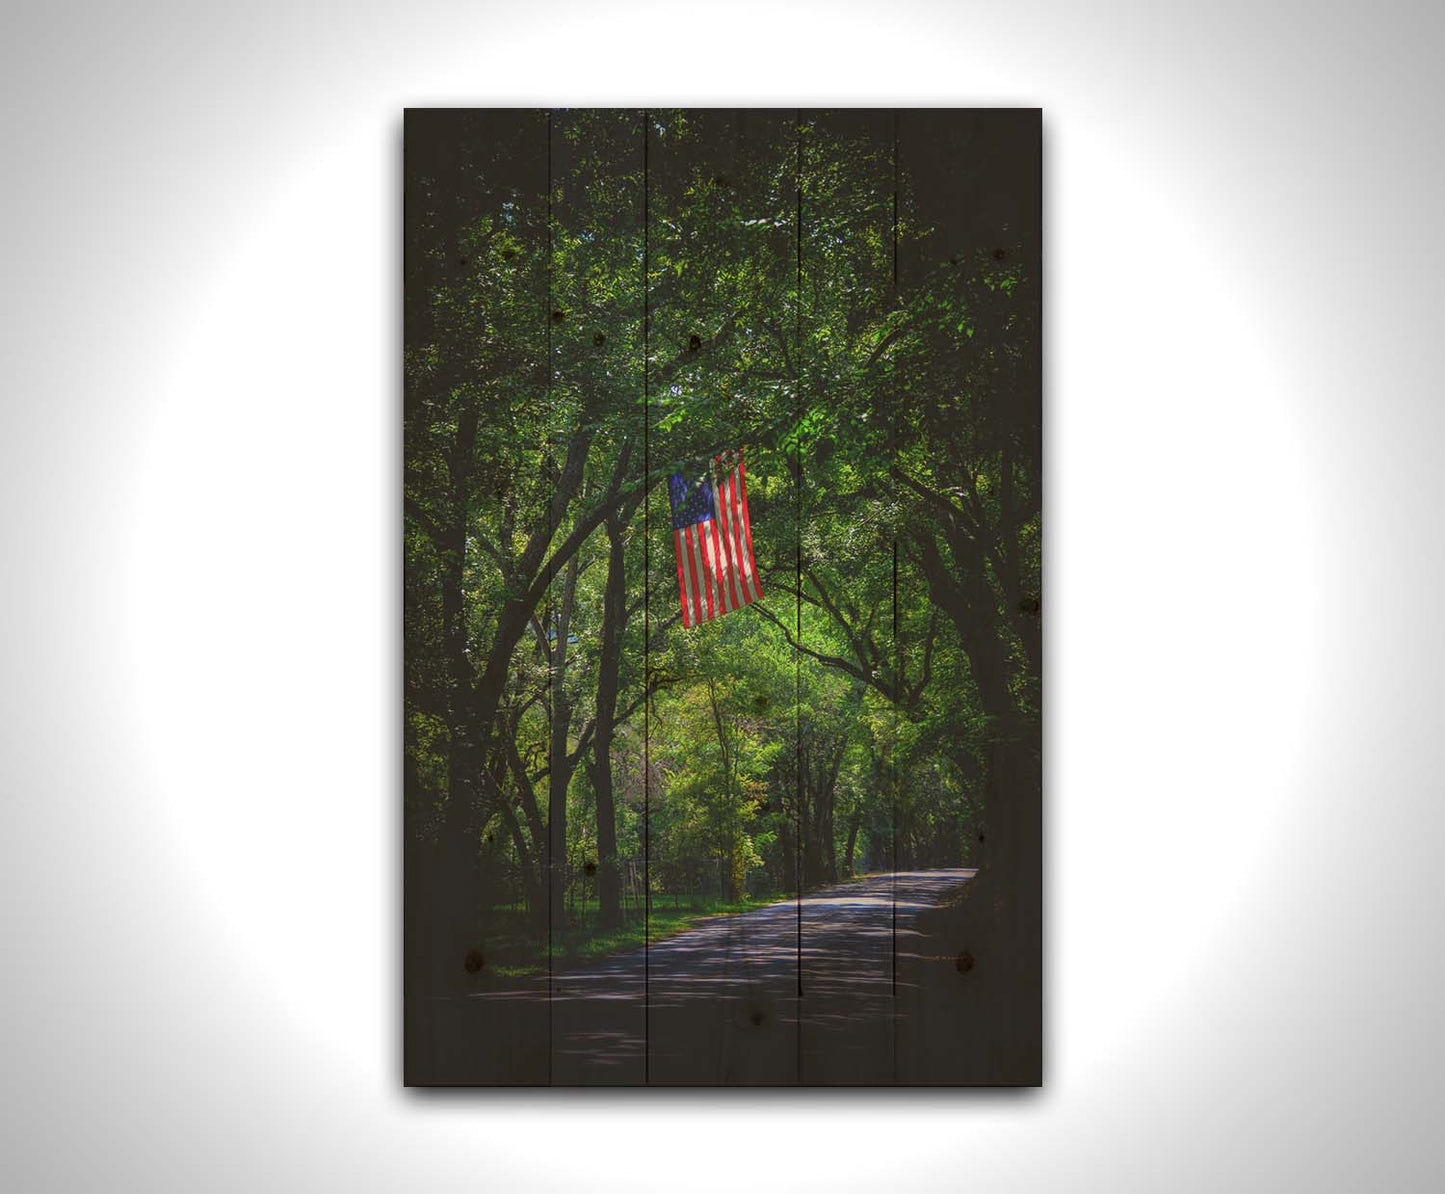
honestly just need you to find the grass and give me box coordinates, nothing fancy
[483,892,788,977]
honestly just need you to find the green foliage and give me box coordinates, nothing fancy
[483,893,790,977]
[405,109,1040,961]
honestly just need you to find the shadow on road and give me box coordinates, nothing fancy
[410,869,1011,1085]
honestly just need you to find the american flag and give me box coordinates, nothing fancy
[668,449,762,627]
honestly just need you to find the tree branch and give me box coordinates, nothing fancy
[752,601,873,687]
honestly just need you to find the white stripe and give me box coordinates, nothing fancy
[714,459,743,608]
[710,511,732,613]
[726,465,757,603]
[690,529,708,622]
[741,473,760,600]
[679,526,697,623]
[701,521,722,615]
[690,529,708,624]
[736,459,760,597]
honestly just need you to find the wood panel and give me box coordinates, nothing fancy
[642,109,802,1085]
[404,108,552,1084]
[890,108,1042,1084]
[795,109,901,1085]
[403,107,1042,1086]
[544,109,649,1085]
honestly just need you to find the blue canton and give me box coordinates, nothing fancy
[668,471,714,530]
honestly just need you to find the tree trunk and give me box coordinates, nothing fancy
[705,670,740,900]
[589,505,632,931]
[798,748,812,889]
[431,406,483,988]
[780,812,797,893]
[913,523,1041,1066]
[843,806,861,876]
[497,780,543,914]
[820,785,837,884]
[547,554,582,926]
[426,428,637,989]
[820,741,844,883]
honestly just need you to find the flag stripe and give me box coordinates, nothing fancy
[703,521,724,614]
[690,528,709,623]
[673,528,691,629]
[705,511,725,613]
[722,467,741,602]
[699,525,713,615]
[719,453,745,604]
[738,470,757,602]
[726,464,755,604]
[715,455,745,609]
[693,529,706,623]
[679,528,690,622]
[737,459,761,598]
[719,453,739,610]
[670,448,760,626]
[684,527,700,624]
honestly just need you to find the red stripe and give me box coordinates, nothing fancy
[737,458,761,598]
[696,529,710,620]
[683,526,699,624]
[709,502,732,613]
[705,511,724,613]
[709,455,725,606]
[690,529,709,623]
[697,524,715,621]
[715,455,744,608]
[702,525,721,617]
[727,464,753,603]
[708,458,723,600]
[673,528,691,628]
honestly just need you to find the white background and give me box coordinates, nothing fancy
[3,1,1442,1189]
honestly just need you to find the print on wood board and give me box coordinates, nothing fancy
[404,109,1041,1086]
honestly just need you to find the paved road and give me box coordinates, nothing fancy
[422,869,975,1084]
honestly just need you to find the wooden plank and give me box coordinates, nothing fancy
[544,109,649,1085]
[794,109,902,1085]
[404,108,552,1084]
[890,108,1043,1085]
[642,109,802,1085]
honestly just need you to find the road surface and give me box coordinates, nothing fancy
[415,869,977,1085]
